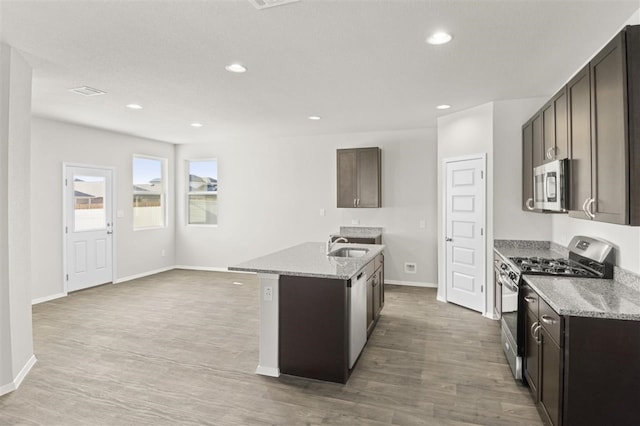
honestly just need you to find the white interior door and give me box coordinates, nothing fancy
[445,156,485,313]
[65,166,114,292]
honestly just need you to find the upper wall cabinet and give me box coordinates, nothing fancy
[337,147,381,208]
[524,25,640,225]
[522,119,535,211]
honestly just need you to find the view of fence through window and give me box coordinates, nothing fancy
[188,159,218,225]
[74,175,106,232]
[133,156,165,229]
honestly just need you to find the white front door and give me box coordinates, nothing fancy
[65,166,114,292]
[445,156,486,313]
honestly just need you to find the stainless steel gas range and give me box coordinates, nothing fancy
[493,236,614,380]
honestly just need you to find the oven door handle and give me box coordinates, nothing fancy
[498,274,518,293]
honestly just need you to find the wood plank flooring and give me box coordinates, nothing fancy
[0,270,543,425]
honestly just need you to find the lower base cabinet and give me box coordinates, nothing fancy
[523,285,640,426]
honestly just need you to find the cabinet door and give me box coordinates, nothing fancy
[522,121,535,211]
[337,149,358,208]
[532,113,545,167]
[366,275,374,333]
[590,31,628,224]
[554,88,569,160]
[539,328,562,426]
[357,148,381,208]
[543,101,555,161]
[568,65,593,219]
[524,309,540,401]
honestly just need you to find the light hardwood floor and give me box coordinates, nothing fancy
[0,270,543,425]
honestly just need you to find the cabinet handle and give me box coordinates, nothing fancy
[586,198,596,219]
[545,146,557,160]
[357,198,360,206]
[540,315,557,325]
[353,198,357,207]
[581,197,589,217]
[530,320,540,337]
[533,324,542,344]
[526,198,534,211]
[524,296,536,303]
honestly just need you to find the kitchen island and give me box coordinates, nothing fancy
[229,242,385,383]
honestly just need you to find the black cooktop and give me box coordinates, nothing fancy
[509,256,600,277]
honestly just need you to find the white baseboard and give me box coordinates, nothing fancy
[483,311,499,320]
[113,266,175,284]
[436,295,447,303]
[255,365,280,377]
[0,354,37,396]
[384,279,437,288]
[32,292,67,305]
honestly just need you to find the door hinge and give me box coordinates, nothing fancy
[480,228,484,236]
[480,171,484,179]
[66,274,69,281]
[481,285,484,292]
[65,226,68,234]
[65,178,68,186]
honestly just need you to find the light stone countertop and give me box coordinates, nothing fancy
[495,241,640,320]
[523,275,640,320]
[228,242,385,280]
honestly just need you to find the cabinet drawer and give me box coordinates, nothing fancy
[521,285,539,315]
[539,298,562,346]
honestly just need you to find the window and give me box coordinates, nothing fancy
[133,156,166,229]
[187,159,218,225]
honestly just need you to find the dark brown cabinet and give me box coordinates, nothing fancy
[522,120,535,211]
[532,113,545,167]
[366,253,384,337]
[567,65,592,219]
[523,285,563,426]
[522,284,640,425]
[524,25,640,225]
[337,147,381,208]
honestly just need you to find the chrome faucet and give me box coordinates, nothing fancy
[327,235,348,253]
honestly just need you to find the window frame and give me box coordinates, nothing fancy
[132,154,168,231]
[186,158,218,227]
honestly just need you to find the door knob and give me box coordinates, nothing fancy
[445,237,453,242]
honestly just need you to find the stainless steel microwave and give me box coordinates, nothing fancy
[533,159,568,212]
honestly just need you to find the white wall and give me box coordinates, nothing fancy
[175,128,438,285]
[30,117,176,301]
[437,103,494,311]
[436,99,553,316]
[493,98,552,240]
[0,44,35,394]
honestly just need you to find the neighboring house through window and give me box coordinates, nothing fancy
[133,155,166,229]
[188,159,218,225]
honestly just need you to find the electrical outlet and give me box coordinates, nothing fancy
[419,220,426,229]
[404,262,417,274]
[351,219,360,225]
[320,208,326,216]
[264,286,273,301]
[161,249,166,257]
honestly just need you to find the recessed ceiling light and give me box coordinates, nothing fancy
[225,63,247,73]
[436,104,451,110]
[308,115,321,120]
[427,32,453,45]
[191,122,203,128]
[126,104,143,110]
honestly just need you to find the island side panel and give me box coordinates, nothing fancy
[256,273,280,377]
[279,275,350,384]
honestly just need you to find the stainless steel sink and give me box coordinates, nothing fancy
[328,247,369,258]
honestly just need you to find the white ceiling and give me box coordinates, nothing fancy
[1,0,639,144]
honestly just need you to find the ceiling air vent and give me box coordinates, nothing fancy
[248,0,299,10]
[69,86,107,96]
